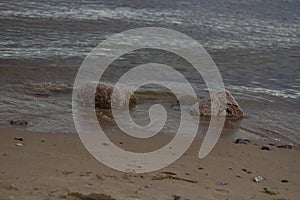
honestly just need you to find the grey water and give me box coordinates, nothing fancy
[0,0,299,144]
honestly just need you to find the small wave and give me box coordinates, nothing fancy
[228,85,300,99]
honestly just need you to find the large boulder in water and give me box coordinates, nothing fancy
[191,90,244,118]
[76,82,136,109]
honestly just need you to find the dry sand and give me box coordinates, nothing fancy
[0,128,299,200]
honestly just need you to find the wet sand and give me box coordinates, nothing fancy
[0,128,299,200]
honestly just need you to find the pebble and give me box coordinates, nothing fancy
[14,137,23,141]
[172,195,182,200]
[9,184,18,191]
[144,184,151,189]
[277,144,292,149]
[217,181,228,186]
[172,195,190,200]
[281,179,288,183]
[235,138,250,144]
[261,146,270,151]
[15,143,24,147]
[254,176,264,183]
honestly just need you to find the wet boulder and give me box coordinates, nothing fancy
[76,82,136,109]
[191,90,244,118]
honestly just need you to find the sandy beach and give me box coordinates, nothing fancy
[0,128,299,200]
[1,0,299,199]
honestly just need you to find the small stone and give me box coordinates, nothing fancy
[261,146,270,151]
[235,138,250,144]
[9,184,18,191]
[172,195,182,200]
[262,188,276,195]
[15,143,24,147]
[14,137,23,141]
[216,181,228,186]
[281,179,288,183]
[254,176,264,183]
[144,184,151,189]
[277,144,292,149]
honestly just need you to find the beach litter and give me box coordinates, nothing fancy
[281,179,288,183]
[152,173,197,183]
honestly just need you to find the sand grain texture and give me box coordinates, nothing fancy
[0,128,299,200]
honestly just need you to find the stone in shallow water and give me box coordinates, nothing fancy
[191,90,244,118]
[76,82,136,109]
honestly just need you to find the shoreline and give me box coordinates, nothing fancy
[0,128,299,200]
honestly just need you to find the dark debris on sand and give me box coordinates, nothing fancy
[63,192,116,200]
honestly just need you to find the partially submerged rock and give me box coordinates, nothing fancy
[10,120,28,126]
[26,81,72,93]
[76,82,136,109]
[191,90,244,118]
